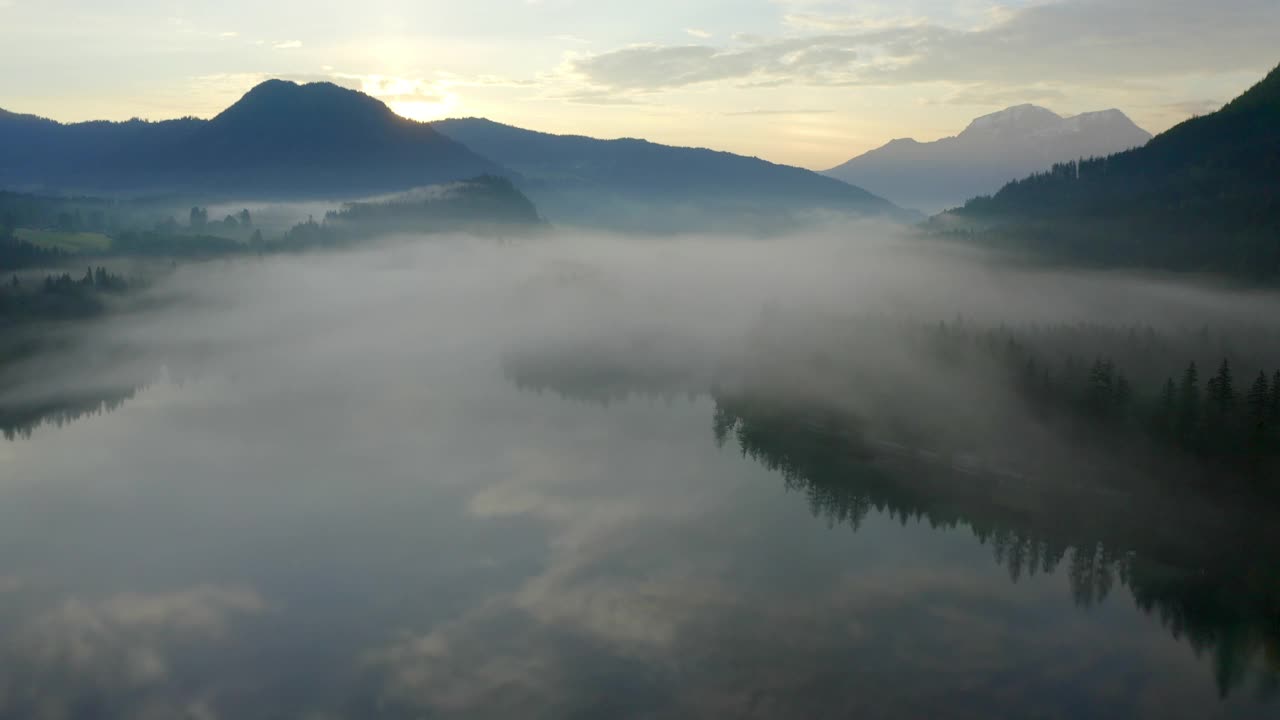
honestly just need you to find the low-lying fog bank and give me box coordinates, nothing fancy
[8,222,1280,489]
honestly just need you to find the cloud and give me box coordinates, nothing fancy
[1160,99,1225,117]
[685,28,711,39]
[855,0,1280,86]
[190,72,273,97]
[219,31,238,38]
[273,40,303,50]
[347,74,445,103]
[0,585,265,717]
[569,36,861,92]
[559,89,645,106]
[722,108,835,116]
[15,585,265,660]
[568,0,1280,96]
[933,84,1069,107]
[782,10,932,32]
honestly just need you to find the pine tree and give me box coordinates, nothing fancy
[1114,373,1132,420]
[1177,362,1201,448]
[1087,358,1115,417]
[1247,371,1270,451]
[1210,359,1236,415]
[1205,359,1237,456]
[1158,377,1178,438]
[1270,370,1280,426]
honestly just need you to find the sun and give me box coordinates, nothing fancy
[389,99,457,122]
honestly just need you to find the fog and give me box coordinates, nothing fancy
[3,224,1280,718]
[41,221,1280,375]
[13,222,1280,477]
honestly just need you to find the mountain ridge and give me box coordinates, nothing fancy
[823,104,1152,214]
[0,80,502,199]
[432,116,917,232]
[940,63,1280,279]
[0,81,914,231]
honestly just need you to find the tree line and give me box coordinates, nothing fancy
[2,177,542,271]
[940,64,1280,280]
[967,323,1280,485]
[0,266,129,321]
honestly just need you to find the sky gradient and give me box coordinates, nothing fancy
[1,0,1277,169]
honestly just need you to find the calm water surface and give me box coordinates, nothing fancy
[1,343,1277,719]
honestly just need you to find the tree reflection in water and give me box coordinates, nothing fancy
[712,391,1280,701]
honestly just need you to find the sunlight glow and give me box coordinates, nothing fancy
[389,98,458,122]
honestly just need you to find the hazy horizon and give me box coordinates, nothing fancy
[1,0,1276,169]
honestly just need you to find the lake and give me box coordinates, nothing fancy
[1,242,1278,718]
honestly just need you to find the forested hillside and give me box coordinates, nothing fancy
[941,64,1280,279]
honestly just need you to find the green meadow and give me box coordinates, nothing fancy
[14,228,112,253]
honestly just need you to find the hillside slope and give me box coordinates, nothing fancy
[0,81,502,198]
[433,118,918,232]
[939,63,1280,278]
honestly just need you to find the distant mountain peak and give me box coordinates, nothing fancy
[212,79,397,130]
[244,78,298,94]
[0,77,503,197]
[1066,108,1137,124]
[960,104,1065,137]
[261,79,381,103]
[943,62,1280,279]
[240,78,358,99]
[822,103,1152,213]
[1074,108,1127,119]
[1052,108,1145,137]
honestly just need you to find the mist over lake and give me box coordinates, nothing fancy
[3,14,1280,712]
[1,229,1277,719]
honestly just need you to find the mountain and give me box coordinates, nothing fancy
[0,80,501,198]
[938,63,1280,279]
[432,118,917,232]
[823,105,1152,214]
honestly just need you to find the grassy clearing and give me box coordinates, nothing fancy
[14,228,113,253]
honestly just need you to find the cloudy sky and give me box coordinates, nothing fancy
[1,0,1276,168]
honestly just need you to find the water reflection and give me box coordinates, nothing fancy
[508,352,1280,704]
[712,391,1280,701]
[0,323,155,441]
[1,385,140,440]
[0,345,1274,717]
